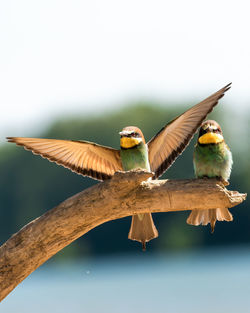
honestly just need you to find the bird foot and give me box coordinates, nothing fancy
[216,177,229,186]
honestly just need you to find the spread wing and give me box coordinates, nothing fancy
[7,137,123,181]
[148,83,231,179]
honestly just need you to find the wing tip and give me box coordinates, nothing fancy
[222,82,232,94]
[209,82,232,109]
[224,82,232,89]
[6,137,15,142]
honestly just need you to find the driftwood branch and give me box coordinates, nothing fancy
[0,170,246,301]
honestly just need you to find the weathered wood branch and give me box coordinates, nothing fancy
[0,170,246,301]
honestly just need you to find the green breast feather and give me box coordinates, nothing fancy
[120,143,150,171]
[193,142,233,181]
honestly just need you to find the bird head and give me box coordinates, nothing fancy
[198,120,224,144]
[119,126,146,149]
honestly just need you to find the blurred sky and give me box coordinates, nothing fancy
[0,0,250,140]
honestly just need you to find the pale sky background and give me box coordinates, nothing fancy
[0,0,249,141]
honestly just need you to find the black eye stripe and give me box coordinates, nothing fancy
[129,132,140,138]
[121,132,141,138]
[199,127,207,137]
[199,125,222,137]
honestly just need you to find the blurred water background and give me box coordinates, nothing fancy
[2,247,250,313]
[1,0,250,312]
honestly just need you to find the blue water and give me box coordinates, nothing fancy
[2,247,250,313]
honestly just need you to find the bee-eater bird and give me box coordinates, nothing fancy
[186,120,233,233]
[7,84,231,250]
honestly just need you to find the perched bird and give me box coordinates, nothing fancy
[119,126,158,250]
[7,84,231,250]
[187,120,233,232]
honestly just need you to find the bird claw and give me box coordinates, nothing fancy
[216,177,229,186]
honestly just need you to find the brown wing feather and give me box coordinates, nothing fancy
[7,137,123,181]
[148,83,231,178]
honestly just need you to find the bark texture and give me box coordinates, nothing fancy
[0,170,246,301]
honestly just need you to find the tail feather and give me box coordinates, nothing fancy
[187,208,233,232]
[128,213,158,250]
[216,208,233,221]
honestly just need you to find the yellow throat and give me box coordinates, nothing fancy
[198,132,224,144]
[120,137,141,148]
